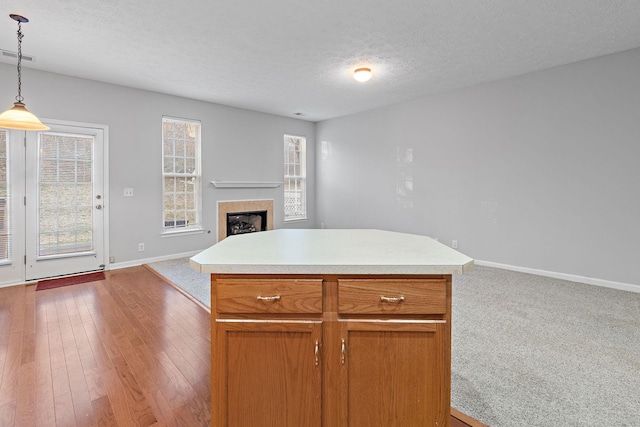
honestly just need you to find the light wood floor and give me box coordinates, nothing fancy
[0,265,484,427]
[0,266,211,426]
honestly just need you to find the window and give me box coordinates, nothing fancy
[37,132,94,256]
[284,135,306,221]
[162,117,202,233]
[0,130,9,262]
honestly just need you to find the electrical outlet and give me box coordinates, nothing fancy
[452,240,458,249]
[109,256,115,263]
[138,243,145,252]
[124,188,134,197]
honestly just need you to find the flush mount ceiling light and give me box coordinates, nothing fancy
[0,14,49,131]
[353,67,372,82]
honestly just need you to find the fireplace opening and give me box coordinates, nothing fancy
[226,210,268,237]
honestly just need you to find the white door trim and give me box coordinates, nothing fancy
[25,119,110,281]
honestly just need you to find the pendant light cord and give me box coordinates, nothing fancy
[16,20,24,103]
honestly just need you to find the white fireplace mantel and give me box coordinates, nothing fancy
[211,180,283,188]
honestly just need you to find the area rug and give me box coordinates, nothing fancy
[36,271,106,291]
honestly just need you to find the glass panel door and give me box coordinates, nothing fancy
[25,123,105,280]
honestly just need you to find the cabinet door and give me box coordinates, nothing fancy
[215,320,323,427]
[339,321,449,427]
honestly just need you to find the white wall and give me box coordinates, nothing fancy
[316,48,640,287]
[0,64,315,267]
[4,47,639,287]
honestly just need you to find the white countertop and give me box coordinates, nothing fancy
[190,229,474,275]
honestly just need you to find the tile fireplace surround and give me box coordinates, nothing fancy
[217,199,274,241]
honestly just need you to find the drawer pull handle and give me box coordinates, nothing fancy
[315,341,320,366]
[256,295,281,302]
[341,339,346,365]
[380,295,405,303]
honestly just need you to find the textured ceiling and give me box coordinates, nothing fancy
[2,1,640,122]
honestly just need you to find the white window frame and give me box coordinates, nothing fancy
[0,128,26,286]
[161,116,203,235]
[283,134,307,221]
[0,130,11,265]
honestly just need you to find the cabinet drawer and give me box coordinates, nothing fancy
[216,278,323,314]
[338,279,446,315]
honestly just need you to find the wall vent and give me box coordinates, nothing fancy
[0,49,34,62]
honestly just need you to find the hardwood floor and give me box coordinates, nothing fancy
[0,266,211,426]
[0,266,485,427]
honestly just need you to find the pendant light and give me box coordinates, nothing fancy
[0,14,49,131]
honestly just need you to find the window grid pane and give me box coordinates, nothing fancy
[37,133,94,257]
[284,135,306,220]
[162,117,201,231]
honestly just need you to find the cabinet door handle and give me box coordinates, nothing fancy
[256,295,281,302]
[315,341,320,366]
[341,339,346,365]
[380,295,405,303]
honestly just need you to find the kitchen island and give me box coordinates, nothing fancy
[191,229,474,427]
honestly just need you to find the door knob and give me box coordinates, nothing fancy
[96,204,102,210]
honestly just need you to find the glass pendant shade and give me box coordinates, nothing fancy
[0,14,49,131]
[0,102,49,130]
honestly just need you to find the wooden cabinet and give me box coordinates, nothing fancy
[211,274,452,427]
[337,278,447,315]
[216,278,323,314]
[215,320,323,427]
[338,321,448,426]
[213,278,323,427]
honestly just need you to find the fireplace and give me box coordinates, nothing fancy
[217,199,274,241]
[227,210,267,237]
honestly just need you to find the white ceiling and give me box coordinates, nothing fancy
[2,1,640,122]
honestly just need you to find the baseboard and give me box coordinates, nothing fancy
[108,250,204,271]
[475,259,640,294]
[5,253,637,296]
[0,281,27,289]
[0,250,204,289]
